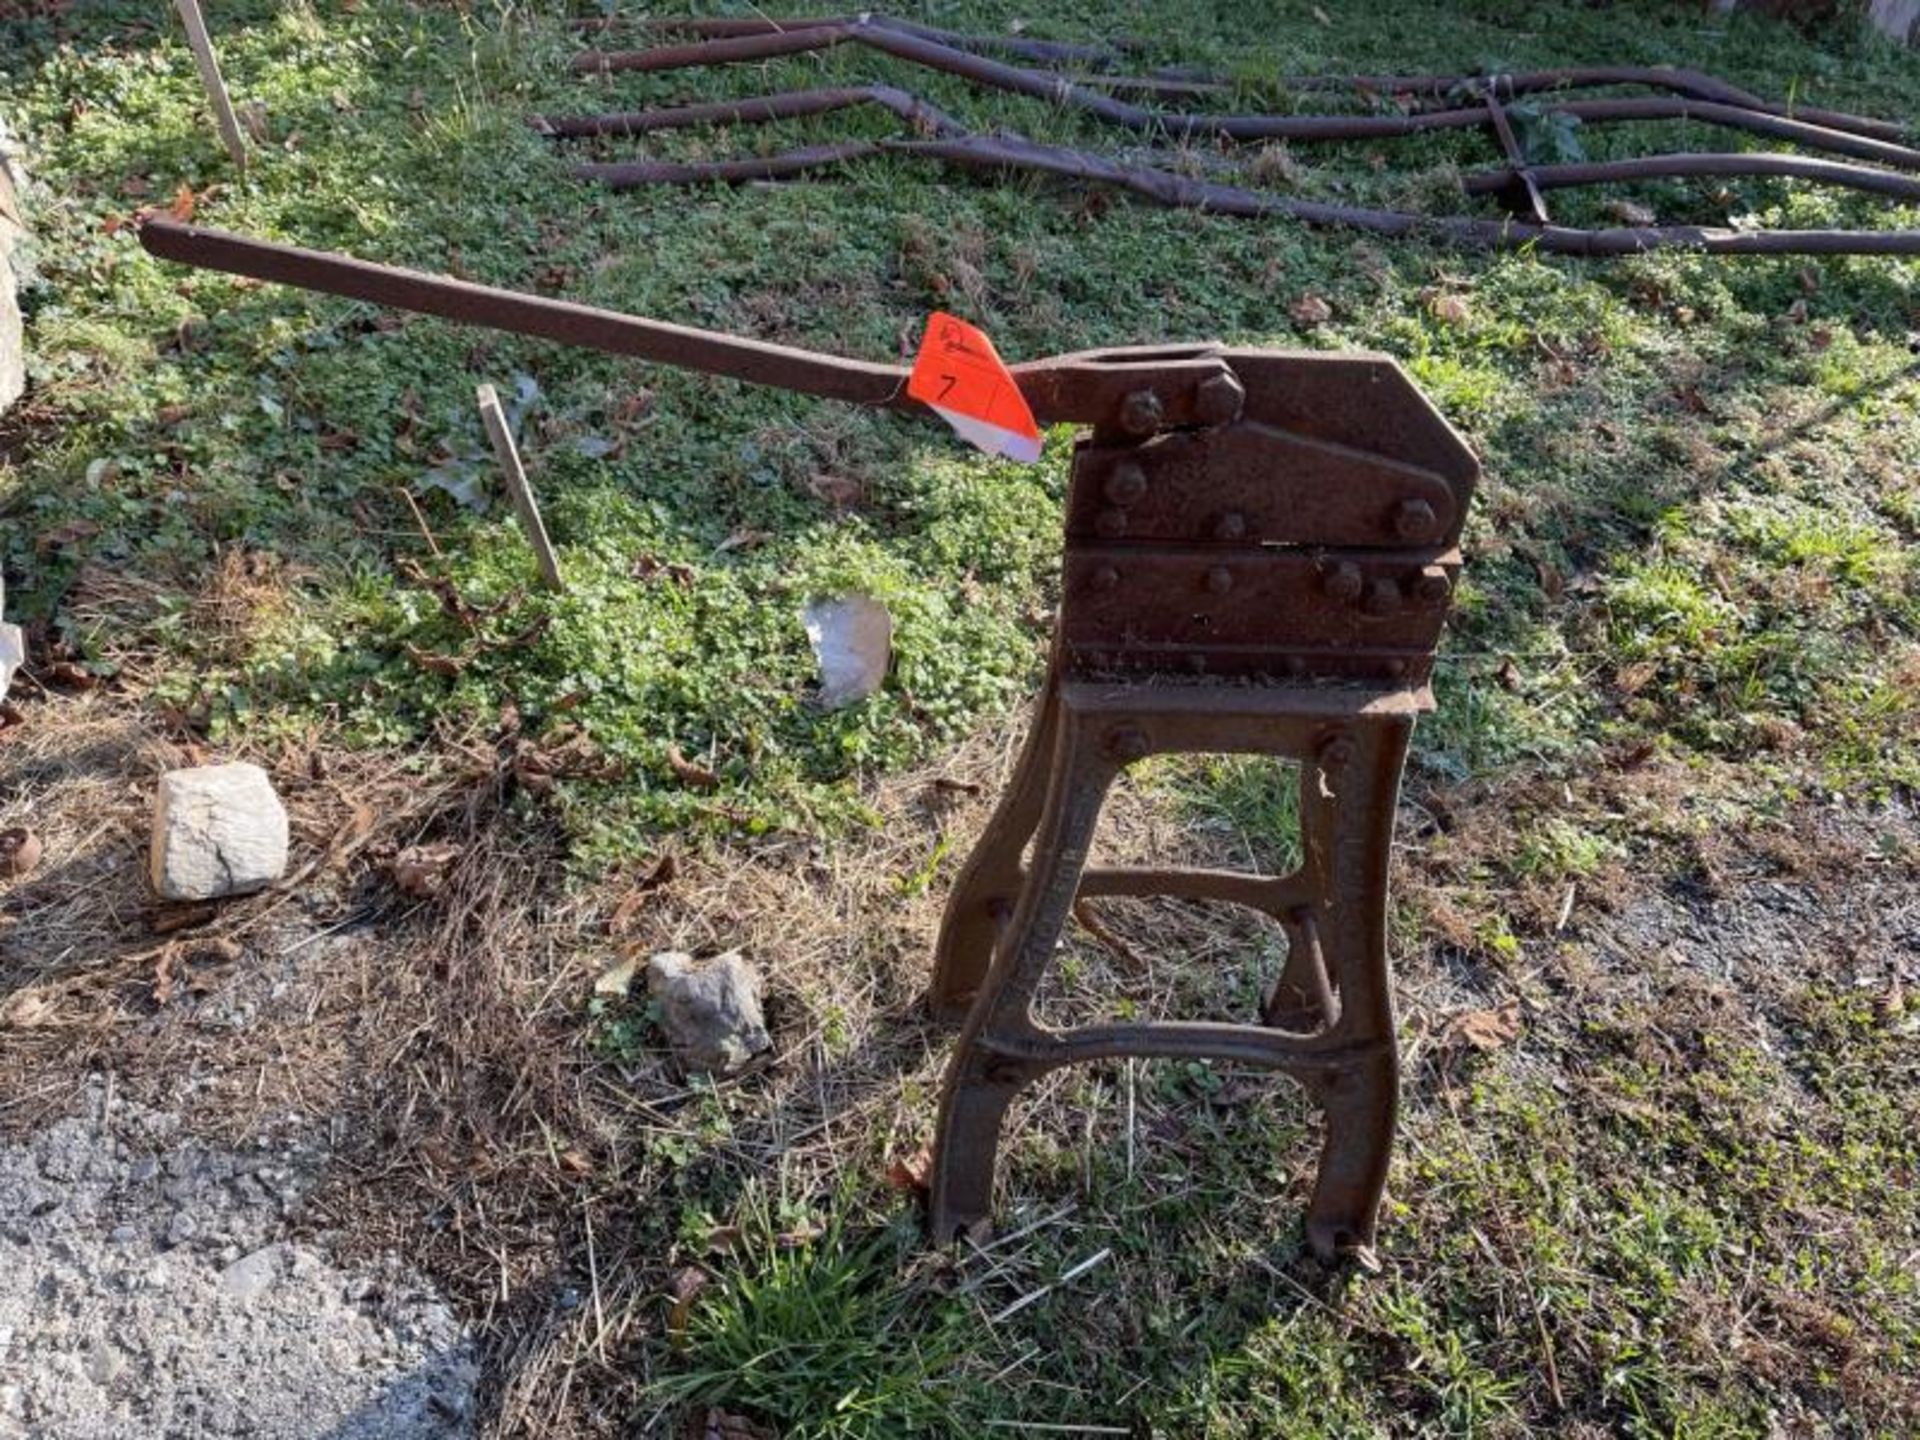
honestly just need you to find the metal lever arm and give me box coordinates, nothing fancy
[139,216,916,412]
[138,218,1241,428]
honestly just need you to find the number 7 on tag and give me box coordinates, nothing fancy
[907,313,1043,464]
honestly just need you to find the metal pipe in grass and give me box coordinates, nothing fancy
[572,131,1920,257]
[568,22,1920,169]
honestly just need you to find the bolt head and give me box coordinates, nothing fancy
[1414,567,1452,604]
[1116,388,1164,437]
[1318,734,1356,770]
[1094,507,1129,539]
[1324,562,1364,603]
[1102,461,1148,506]
[1090,564,1121,593]
[1394,498,1439,543]
[1193,372,1246,427]
[1204,565,1234,595]
[1106,725,1153,762]
[1362,577,1402,616]
[1212,510,1248,541]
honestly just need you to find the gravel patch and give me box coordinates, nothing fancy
[0,1080,477,1439]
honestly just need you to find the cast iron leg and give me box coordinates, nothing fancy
[928,707,1119,1241]
[1300,717,1412,1261]
[1305,1046,1399,1260]
[927,684,1060,1023]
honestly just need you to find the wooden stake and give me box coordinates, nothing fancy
[173,0,249,171]
[476,384,564,592]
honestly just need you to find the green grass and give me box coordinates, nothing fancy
[5,1,1920,1436]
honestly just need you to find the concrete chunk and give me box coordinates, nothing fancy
[646,950,772,1075]
[149,762,288,901]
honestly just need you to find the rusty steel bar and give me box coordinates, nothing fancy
[527,84,967,139]
[139,216,919,411]
[581,9,1145,68]
[1463,150,1920,204]
[568,22,1920,170]
[574,15,1909,143]
[570,131,1920,257]
[1289,66,1909,143]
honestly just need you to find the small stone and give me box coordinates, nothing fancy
[220,1245,281,1301]
[127,1157,159,1184]
[109,1224,139,1244]
[84,1342,124,1386]
[165,1211,197,1247]
[646,950,773,1075]
[0,624,21,705]
[149,762,288,901]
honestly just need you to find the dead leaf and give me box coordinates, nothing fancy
[667,744,721,791]
[1,991,58,1029]
[1615,660,1659,696]
[667,1266,710,1348]
[1427,292,1472,326]
[632,555,696,586]
[35,519,100,554]
[558,1148,593,1175]
[153,946,180,1006]
[805,473,865,510]
[0,826,42,879]
[1289,292,1333,327]
[885,1145,933,1193]
[593,955,639,997]
[512,748,556,794]
[167,183,196,222]
[1533,558,1565,601]
[703,1409,776,1440]
[717,527,772,553]
[44,661,98,690]
[391,842,462,898]
[1496,657,1523,692]
[150,902,218,935]
[1446,1002,1522,1051]
[403,643,465,678]
[324,802,378,870]
[607,852,677,936]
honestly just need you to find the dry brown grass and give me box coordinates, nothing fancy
[6,668,1916,1435]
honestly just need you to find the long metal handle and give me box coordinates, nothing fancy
[139,216,919,412]
[139,218,1244,429]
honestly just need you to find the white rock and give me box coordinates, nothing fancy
[219,1245,282,1301]
[1869,0,1919,46]
[0,567,20,703]
[149,763,288,901]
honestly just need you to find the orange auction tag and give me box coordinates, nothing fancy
[907,312,1043,463]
